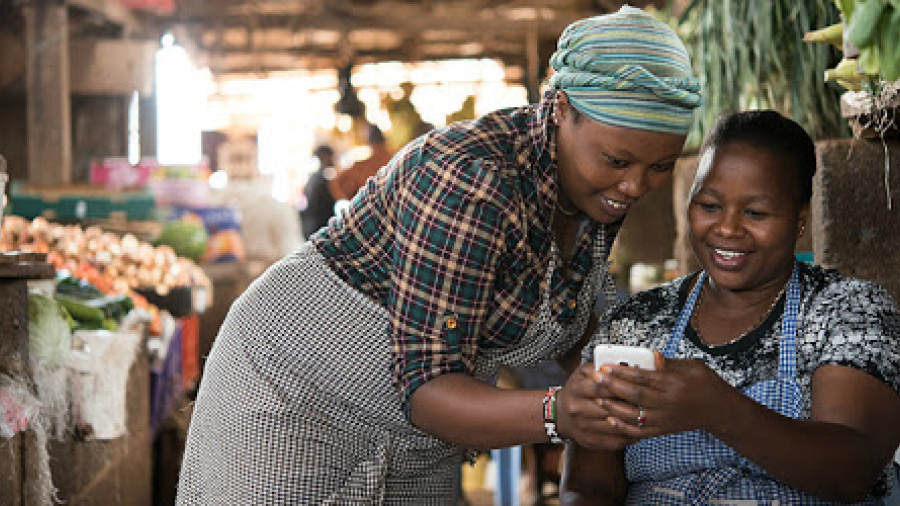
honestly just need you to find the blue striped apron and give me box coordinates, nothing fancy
[624,264,880,505]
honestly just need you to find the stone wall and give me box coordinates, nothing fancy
[814,138,900,302]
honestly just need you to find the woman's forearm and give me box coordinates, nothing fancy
[710,389,885,502]
[409,372,550,449]
[410,315,602,448]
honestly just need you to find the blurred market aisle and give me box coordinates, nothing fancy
[461,452,561,506]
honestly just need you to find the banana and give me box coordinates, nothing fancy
[825,58,866,90]
[825,58,863,80]
[803,22,844,49]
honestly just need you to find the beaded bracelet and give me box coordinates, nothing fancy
[542,386,566,444]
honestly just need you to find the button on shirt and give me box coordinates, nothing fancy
[312,92,619,409]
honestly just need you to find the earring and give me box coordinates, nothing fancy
[552,93,562,126]
[799,223,807,237]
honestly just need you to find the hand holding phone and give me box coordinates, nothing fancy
[593,344,656,371]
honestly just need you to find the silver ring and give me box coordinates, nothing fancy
[637,407,647,428]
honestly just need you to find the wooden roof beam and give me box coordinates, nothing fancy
[205,47,528,73]
[171,8,596,37]
[69,0,140,34]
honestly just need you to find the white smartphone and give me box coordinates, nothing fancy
[594,344,656,371]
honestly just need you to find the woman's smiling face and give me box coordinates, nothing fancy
[554,93,687,224]
[688,141,808,292]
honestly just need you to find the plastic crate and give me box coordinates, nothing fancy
[57,195,114,220]
[9,190,52,219]
[115,193,157,221]
[9,181,157,221]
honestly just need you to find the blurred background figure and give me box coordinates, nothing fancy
[300,144,338,238]
[382,81,433,150]
[213,137,303,271]
[329,124,394,201]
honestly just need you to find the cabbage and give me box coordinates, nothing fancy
[154,220,208,261]
[28,294,73,368]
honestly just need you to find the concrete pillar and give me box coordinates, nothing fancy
[813,138,900,301]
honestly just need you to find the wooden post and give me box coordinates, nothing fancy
[0,255,55,506]
[25,1,72,186]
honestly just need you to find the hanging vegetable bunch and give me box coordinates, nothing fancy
[804,0,900,90]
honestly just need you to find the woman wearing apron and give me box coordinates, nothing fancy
[560,110,900,504]
[177,6,702,504]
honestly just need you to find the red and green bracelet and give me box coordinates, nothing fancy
[542,386,566,444]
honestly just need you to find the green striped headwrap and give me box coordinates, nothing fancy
[549,5,701,135]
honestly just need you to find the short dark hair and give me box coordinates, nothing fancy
[701,110,816,204]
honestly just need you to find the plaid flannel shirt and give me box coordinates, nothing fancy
[312,92,617,410]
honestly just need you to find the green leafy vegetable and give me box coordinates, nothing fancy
[27,294,73,368]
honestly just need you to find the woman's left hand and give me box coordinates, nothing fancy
[557,363,636,450]
[595,351,739,437]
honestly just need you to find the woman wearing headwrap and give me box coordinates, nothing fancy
[177,6,701,505]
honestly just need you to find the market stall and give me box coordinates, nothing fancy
[0,210,211,505]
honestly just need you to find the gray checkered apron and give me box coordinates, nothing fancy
[625,264,879,505]
[178,228,615,505]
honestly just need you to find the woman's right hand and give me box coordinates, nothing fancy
[557,363,634,450]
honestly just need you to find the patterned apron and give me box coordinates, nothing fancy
[624,264,879,505]
[178,224,615,505]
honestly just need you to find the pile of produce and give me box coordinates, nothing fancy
[54,275,134,332]
[1,216,212,334]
